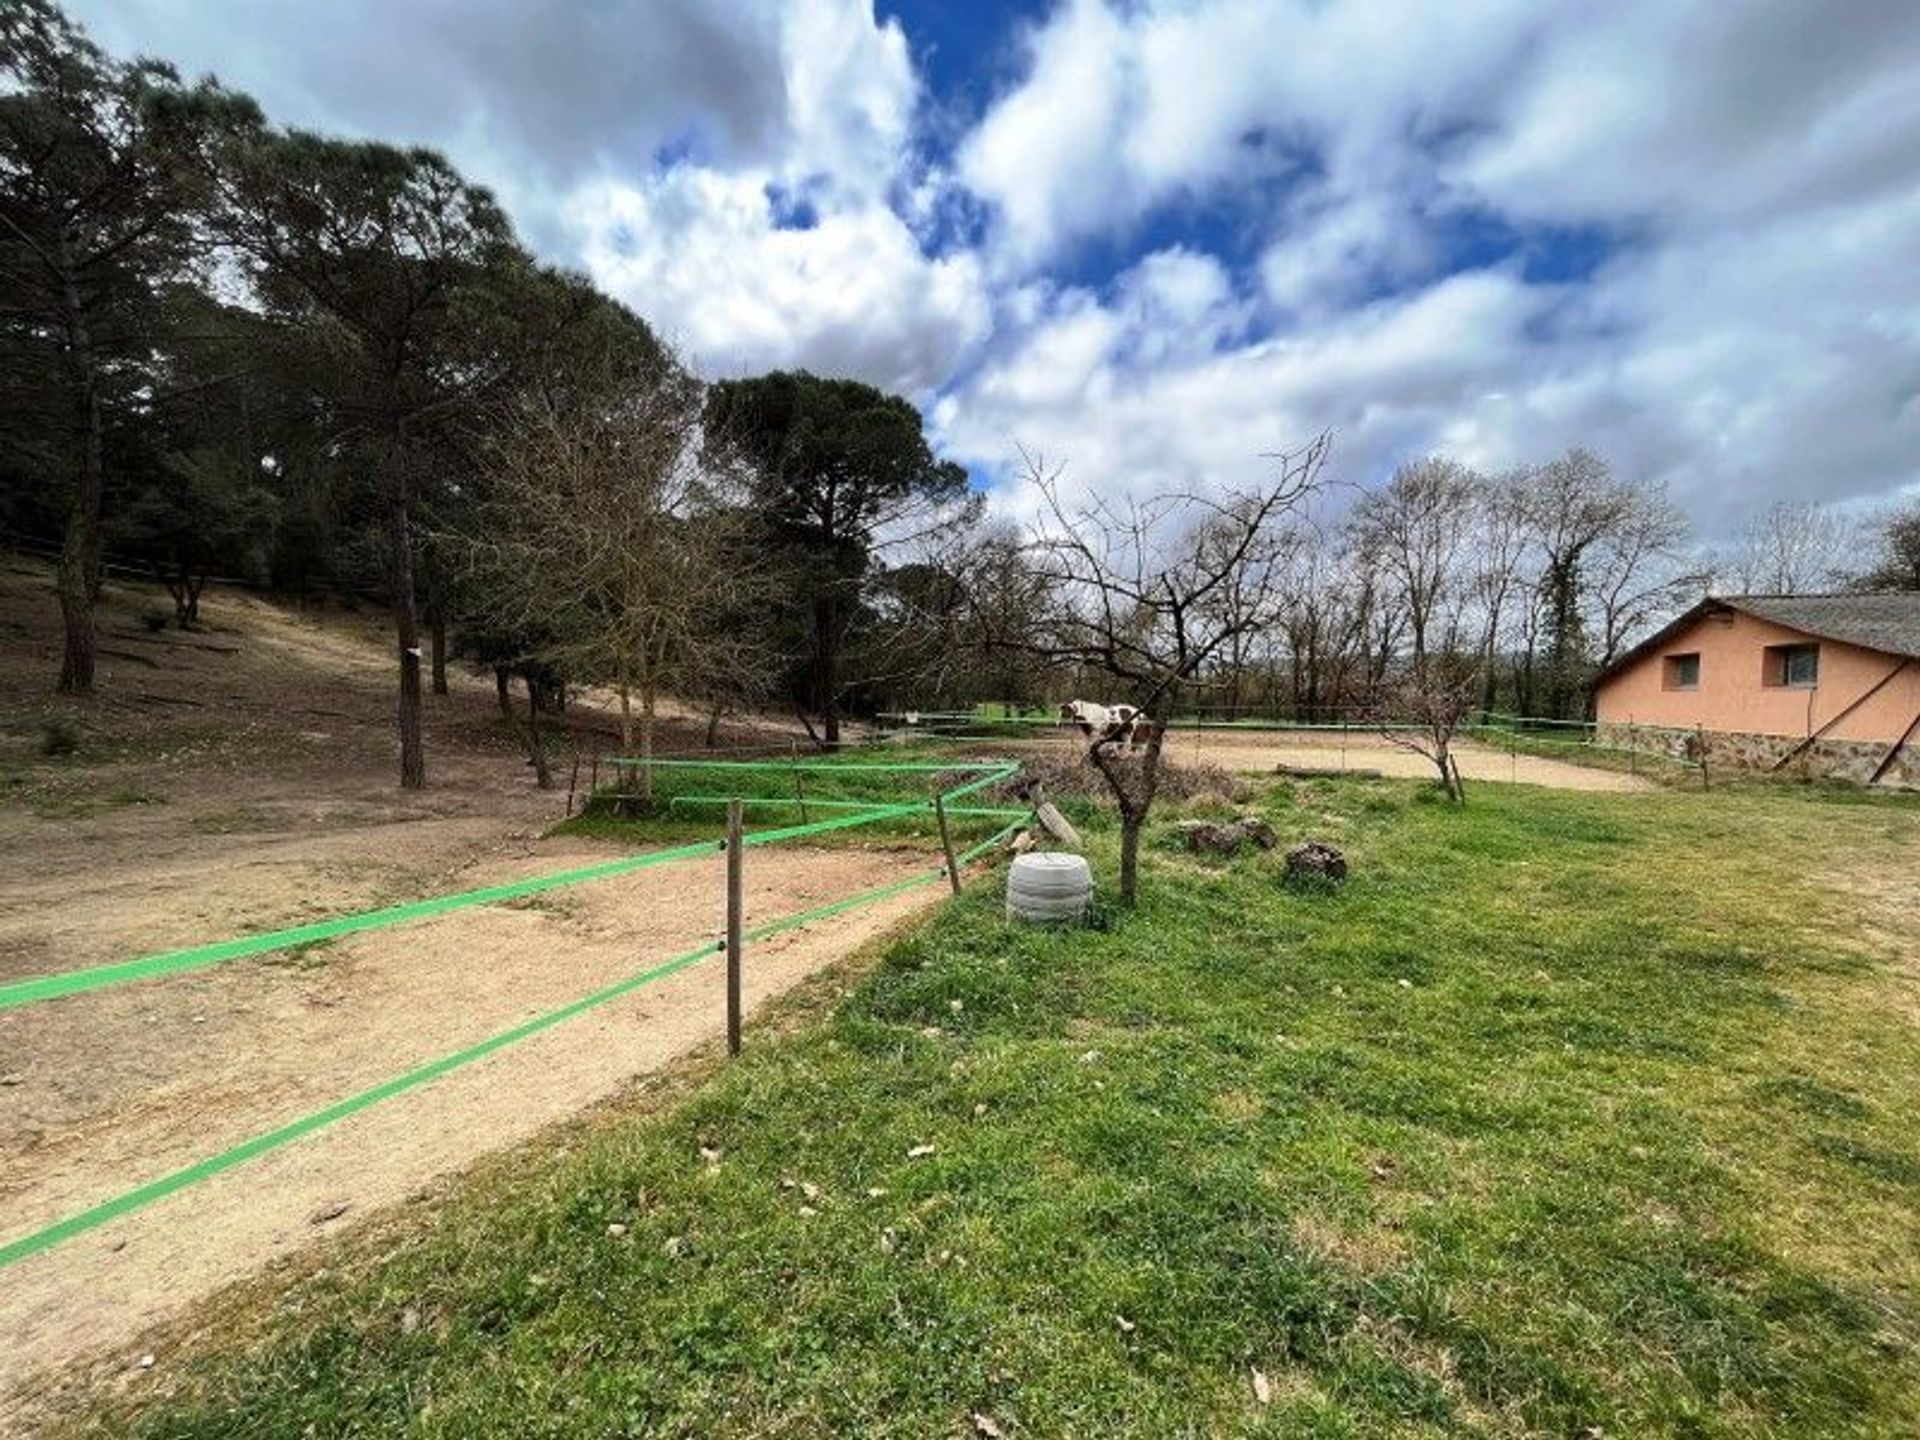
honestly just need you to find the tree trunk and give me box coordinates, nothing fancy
[1087,718,1166,908]
[1118,811,1144,908]
[167,562,192,628]
[423,549,449,697]
[495,666,513,718]
[704,704,723,749]
[524,673,552,789]
[55,240,104,696]
[814,590,841,748]
[639,685,656,803]
[618,675,634,750]
[387,485,426,789]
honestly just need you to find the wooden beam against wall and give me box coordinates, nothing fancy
[1868,707,1920,786]
[1769,657,1913,772]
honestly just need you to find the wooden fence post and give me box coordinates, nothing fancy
[934,791,962,896]
[726,798,743,1057]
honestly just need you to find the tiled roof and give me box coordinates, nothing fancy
[1594,590,1920,685]
[1723,592,1920,659]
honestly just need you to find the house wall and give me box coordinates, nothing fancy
[1594,609,1920,745]
[1592,722,1920,788]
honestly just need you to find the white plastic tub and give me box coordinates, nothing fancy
[1005,852,1094,925]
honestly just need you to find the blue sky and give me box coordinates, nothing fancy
[71,0,1920,535]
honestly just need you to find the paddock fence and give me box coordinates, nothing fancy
[0,757,1028,1270]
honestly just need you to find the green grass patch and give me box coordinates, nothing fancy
[553,745,1079,855]
[72,781,1920,1438]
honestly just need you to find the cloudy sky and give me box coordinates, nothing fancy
[73,0,1920,534]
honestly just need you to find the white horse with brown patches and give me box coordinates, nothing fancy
[1059,699,1156,752]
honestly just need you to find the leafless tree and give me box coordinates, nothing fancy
[464,347,773,797]
[1374,651,1481,802]
[1463,468,1534,712]
[1001,435,1331,905]
[1724,500,1861,595]
[1589,480,1704,669]
[1853,500,1920,592]
[1349,456,1478,669]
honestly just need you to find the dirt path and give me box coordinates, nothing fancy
[0,838,940,1416]
[1003,727,1655,791]
[0,564,952,1420]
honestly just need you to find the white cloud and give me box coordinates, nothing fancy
[942,0,1920,533]
[937,260,1545,512]
[775,0,917,199]
[572,169,989,395]
[62,0,1920,533]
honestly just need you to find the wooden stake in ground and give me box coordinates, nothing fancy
[934,791,962,895]
[726,798,743,1057]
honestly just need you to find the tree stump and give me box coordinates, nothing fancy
[1283,840,1348,884]
[1173,816,1279,857]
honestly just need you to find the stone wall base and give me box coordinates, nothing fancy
[1595,722,1920,789]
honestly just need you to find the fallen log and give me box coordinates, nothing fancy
[1025,781,1083,850]
[1274,763,1382,779]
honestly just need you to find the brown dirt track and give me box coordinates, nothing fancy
[0,562,941,1421]
[1007,725,1655,792]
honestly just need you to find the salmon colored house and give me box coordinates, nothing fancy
[1592,593,1920,788]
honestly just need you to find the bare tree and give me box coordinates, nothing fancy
[1348,456,1478,669]
[1727,500,1860,595]
[1374,651,1480,802]
[465,344,771,798]
[1589,480,1703,669]
[1277,543,1345,719]
[1849,500,1920,593]
[1463,468,1533,713]
[1002,436,1331,905]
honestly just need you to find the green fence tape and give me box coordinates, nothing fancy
[0,808,1027,1270]
[0,837,722,1011]
[610,758,1010,774]
[730,814,1027,946]
[670,796,1027,818]
[931,766,1019,803]
[738,804,919,845]
[0,937,725,1270]
[0,799,970,1012]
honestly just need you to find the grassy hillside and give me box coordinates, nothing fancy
[75,779,1920,1438]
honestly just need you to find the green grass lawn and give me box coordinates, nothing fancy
[71,779,1920,1438]
[554,746,1059,856]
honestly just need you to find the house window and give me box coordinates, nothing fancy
[1764,643,1819,688]
[1663,652,1700,690]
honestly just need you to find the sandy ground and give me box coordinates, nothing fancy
[999,725,1655,792]
[0,840,937,1420]
[0,563,942,1422]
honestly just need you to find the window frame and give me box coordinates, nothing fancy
[1764,642,1820,689]
[1662,651,1701,691]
